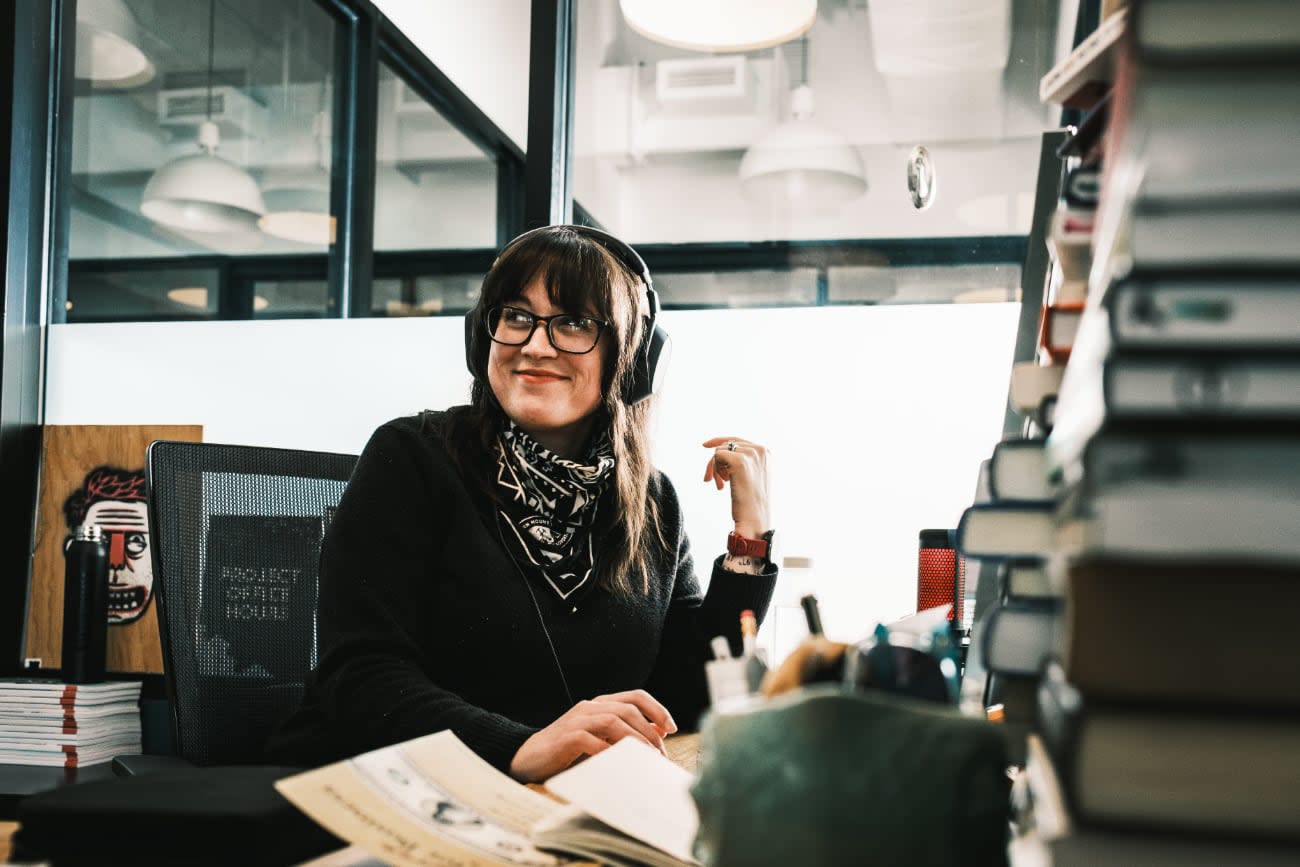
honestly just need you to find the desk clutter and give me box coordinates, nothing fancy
[693,686,1010,867]
[693,600,1010,867]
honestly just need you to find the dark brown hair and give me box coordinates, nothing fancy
[448,226,665,594]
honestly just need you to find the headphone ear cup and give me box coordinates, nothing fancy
[624,321,670,405]
[464,310,478,379]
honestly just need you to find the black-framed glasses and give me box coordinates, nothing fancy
[484,306,610,354]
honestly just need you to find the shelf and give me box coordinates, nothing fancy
[1039,9,1129,109]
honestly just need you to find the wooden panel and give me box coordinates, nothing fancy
[25,425,202,675]
[0,820,16,862]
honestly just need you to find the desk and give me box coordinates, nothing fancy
[0,762,115,864]
[0,761,116,820]
[663,732,701,775]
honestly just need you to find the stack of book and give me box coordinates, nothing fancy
[0,678,142,768]
[955,440,1060,764]
[1005,1,1300,863]
[955,51,1118,761]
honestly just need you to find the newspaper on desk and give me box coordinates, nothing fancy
[276,730,702,867]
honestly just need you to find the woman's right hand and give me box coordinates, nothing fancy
[508,689,677,783]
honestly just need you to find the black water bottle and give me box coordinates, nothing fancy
[62,524,109,683]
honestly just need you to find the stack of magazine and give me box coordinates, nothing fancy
[0,678,142,768]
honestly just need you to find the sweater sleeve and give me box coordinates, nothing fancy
[642,474,777,731]
[275,419,537,772]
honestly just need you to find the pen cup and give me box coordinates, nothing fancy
[704,657,751,707]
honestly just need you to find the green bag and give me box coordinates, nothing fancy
[691,686,1011,867]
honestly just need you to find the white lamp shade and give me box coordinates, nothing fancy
[620,0,816,52]
[258,181,334,246]
[75,0,154,86]
[142,148,267,235]
[739,86,866,207]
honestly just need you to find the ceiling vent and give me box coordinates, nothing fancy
[655,56,752,108]
[157,85,269,141]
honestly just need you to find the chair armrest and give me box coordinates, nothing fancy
[111,753,197,777]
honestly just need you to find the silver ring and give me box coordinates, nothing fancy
[726,441,737,452]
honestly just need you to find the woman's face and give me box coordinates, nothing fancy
[487,276,610,457]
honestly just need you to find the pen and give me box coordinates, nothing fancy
[739,609,757,657]
[800,594,824,636]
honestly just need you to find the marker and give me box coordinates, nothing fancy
[739,609,758,657]
[800,594,824,636]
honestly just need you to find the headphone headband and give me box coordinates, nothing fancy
[496,225,653,294]
[466,224,669,405]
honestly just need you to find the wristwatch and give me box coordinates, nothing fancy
[727,529,778,566]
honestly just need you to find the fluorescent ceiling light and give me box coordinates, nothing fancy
[75,0,155,87]
[620,0,816,52]
[738,84,866,208]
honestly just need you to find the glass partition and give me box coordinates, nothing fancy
[66,0,341,320]
[372,60,498,253]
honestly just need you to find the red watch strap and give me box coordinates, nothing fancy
[727,531,769,559]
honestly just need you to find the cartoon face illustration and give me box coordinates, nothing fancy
[63,466,152,625]
[83,499,152,622]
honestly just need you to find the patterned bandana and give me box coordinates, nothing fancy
[494,421,616,601]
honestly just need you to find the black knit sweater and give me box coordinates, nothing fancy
[266,410,776,772]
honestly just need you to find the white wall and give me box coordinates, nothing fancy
[45,303,1019,663]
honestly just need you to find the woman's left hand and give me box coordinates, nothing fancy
[702,437,771,536]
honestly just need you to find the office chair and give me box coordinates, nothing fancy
[140,439,357,768]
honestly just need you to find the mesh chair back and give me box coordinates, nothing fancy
[145,440,357,766]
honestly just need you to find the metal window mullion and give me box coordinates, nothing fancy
[524,0,575,229]
[325,0,377,319]
[2,0,69,673]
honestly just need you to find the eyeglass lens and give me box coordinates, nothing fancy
[488,307,603,353]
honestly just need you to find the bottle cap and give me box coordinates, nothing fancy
[73,524,105,542]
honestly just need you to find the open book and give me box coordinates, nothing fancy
[274,730,701,867]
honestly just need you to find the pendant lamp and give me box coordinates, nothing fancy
[738,41,866,208]
[259,75,334,246]
[258,168,332,245]
[620,0,816,53]
[75,0,154,87]
[140,0,265,234]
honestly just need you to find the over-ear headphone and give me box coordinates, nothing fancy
[463,225,670,405]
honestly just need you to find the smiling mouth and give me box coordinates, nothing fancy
[517,370,564,381]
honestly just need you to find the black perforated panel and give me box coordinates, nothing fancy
[146,440,356,766]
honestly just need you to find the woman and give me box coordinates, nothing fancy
[267,225,777,782]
